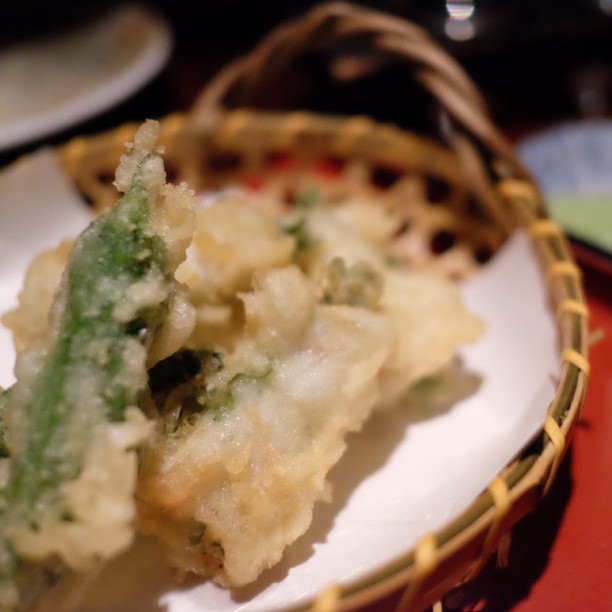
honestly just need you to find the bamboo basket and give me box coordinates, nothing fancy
[55,3,589,610]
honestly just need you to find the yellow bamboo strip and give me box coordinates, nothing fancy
[543,416,566,495]
[546,261,582,284]
[311,584,342,612]
[528,218,563,239]
[395,534,438,611]
[555,299,589,321]
[461,477,510,582]
[561,347,591,377]
[498,178,539,203]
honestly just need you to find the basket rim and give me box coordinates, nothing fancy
[55,110,590,612]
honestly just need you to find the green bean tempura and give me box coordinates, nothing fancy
[0,121,194,611]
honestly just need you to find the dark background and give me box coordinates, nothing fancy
[2,0,612,162]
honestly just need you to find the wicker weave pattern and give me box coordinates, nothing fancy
[58,112,503,280]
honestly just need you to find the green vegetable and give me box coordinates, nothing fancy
[322,257,383,309]
[295,187,319,209]
[149,349,221,408]
[0,132,185,609]
[0,387,9,458]
[281,217,315,253]
[156,350,274,431]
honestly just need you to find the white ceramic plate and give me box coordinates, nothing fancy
[0,152,559,611]
[0,5,172,152]
[518,120,612,256]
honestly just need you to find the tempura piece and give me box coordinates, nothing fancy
[137,265,395,586]
[378,269,485,407]
[137,194,484,587]
[2,240,73,353]
[0,121,195,610]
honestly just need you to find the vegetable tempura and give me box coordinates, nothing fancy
[0,120,195,610]
[1,140,484,605]
[136,192,484,586]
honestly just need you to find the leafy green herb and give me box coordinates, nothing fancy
[0,387,9,458]
[412,375,449,399]
[384,253,400,267]
[322,258,383,309]
[281,217,314,253]
[188,522,207,548]
[197,383,235,421]
[295,187,319,209]
[149,349,223,410]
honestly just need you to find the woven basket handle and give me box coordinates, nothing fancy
[191,1,528,184]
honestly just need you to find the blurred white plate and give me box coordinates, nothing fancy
[518,120,612,256]
[0,4,172,152]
